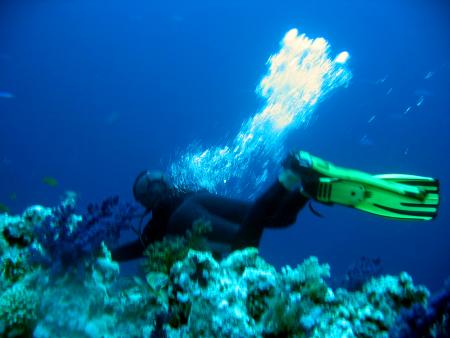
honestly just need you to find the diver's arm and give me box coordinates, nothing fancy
[192,183,307,229]
[112,218,165,262]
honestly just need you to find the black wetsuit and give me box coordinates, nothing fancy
[112,180,308,261]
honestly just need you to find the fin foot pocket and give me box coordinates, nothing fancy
[295,151,440,221]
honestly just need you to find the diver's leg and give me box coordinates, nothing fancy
[232,179,309,249]
[189,192,252,224]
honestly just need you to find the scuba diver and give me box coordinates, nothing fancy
[112,150,440,261]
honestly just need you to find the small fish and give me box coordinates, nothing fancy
[403,147,409,155]
[424,71,434,80]
[0,203,10,214]
[416,96,424,107]
[359,134,374,146]
[386,88,393,95]
[375,75,388,84]
[403,106,412,115]
[0,91,14,99]
[42,176,59,187]
[368,115,376,123]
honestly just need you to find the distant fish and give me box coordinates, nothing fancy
[386,88,393,95]
[0,203,9,214]
[375,75,388,85]
[0,91,14,99]
[9,193,17,201]
[424,71,434,80]
[367,115,376,123]
[416,96,424,107]
[403,106,412,115]
[359,134,374,146]
[403,147,409,156]
[42,176,59,187]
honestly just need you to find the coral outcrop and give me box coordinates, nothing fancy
[0,202,447,337]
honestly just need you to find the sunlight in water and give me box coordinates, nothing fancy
[169,28,352,197]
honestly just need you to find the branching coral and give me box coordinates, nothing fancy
[0,284,39,337]
[0,247,30,285]
[34,244,163,338]
[162,249,434,338]
[30,196,136,274]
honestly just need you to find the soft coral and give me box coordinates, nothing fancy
[30,196,136,274]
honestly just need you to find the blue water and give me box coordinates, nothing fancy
[1,0,449,290]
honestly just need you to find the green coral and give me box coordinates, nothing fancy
[308,272,430,337]
[0,248,30,285]
[244,268,276,321]
[362,272,429,329]
[170,249,256,337]
[364,272,429,309]
[163,250,432,338]
[0,206,52,255]
[0,215,22,254]
[281,256,332,301]
[143,218,212,274]
[0,284,39,337]
[261,256,333,336]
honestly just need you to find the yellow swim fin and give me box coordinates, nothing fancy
[287,151,439,221]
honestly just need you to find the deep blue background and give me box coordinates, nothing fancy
[1,0,449,290]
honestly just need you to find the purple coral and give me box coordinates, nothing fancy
[341,256,383,291]
[30,196,136,274]
[391,280,450,338]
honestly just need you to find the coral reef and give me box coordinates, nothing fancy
[33,243,158,338]
[0,202,448,337]
[0,283,39,337]
[0,247,30,284]
[166,249,429,337]
[390,280,450,338]
[0,205,51,255]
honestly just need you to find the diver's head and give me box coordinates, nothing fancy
[132,170,172,210]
